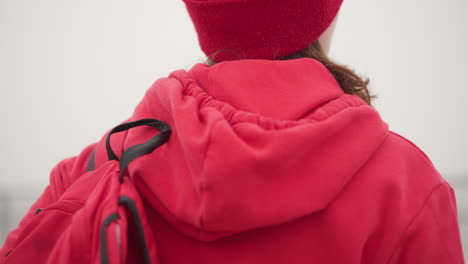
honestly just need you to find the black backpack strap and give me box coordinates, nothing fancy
[88,118,171,174]
[100,213,119,264]
[105,118,172,183]
[100,197,153,264]
[87,145,98,172]
[100,118,172,264]
[119,196,151,264]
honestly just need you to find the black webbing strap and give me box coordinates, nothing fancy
[100,118,172,264]
[87,145,97,172]
[100,213,119,264]
[105,118,172,182]
[119,196,151,264]
[100,196,152,264]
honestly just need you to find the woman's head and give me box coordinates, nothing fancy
[183,0,343,62]
[184,0,373,105]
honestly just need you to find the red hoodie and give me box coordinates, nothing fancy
[1,58,465,263]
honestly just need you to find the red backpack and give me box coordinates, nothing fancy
[1,118,172,264]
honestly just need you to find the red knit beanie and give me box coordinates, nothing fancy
[183,0,343,62]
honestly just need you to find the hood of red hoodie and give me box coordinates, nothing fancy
[124,58,389,241]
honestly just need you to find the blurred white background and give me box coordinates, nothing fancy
[1,0,467,256]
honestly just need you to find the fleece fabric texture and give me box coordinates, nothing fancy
[183,0,343,62]
[0,58,465,263]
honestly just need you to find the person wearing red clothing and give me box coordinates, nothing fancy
[1,0,465,263]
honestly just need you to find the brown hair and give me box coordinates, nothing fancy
[205,42,375,105]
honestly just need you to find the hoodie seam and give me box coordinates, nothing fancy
[385,182,445,263]
[197,119,222,237]
[428,184,459,261]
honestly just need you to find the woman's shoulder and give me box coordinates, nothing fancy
[365,130,447,207]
